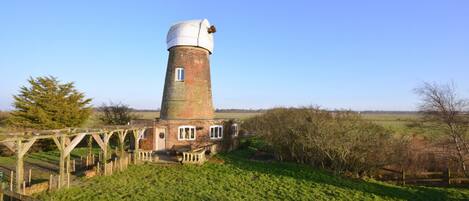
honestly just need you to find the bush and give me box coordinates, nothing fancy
[242,107,405,176]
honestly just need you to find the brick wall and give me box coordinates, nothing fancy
[139,128,154,150]
[160,46,215,120]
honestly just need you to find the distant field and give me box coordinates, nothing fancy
[361,113,419,132]
[129,111,262,120]
[2,111,442,137]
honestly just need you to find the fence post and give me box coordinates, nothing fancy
[114,158,117,172]
[67,173,70,189]
[445,168,451,185]
[49,174,53,191]
[28,169,32,186]
[57,175,61,189]
[0,182,4,201]
[10,171,13,192]
[97,162,100,175]
[401,169,406,186]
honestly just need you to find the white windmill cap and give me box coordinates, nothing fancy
[166,19,215,53]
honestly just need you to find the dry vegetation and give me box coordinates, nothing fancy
[242,107,407,176]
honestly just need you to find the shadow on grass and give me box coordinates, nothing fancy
[220,148,468,201]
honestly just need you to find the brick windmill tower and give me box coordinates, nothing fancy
[156,19,225,150]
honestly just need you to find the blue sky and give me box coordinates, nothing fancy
[1,1,468,111]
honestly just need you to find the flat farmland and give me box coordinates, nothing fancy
[130,111,262,120]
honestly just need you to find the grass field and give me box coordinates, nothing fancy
[361,113,419,132]
[36,146,469,201]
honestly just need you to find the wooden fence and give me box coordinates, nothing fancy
[1,182,38,201]
[381,168,469,185]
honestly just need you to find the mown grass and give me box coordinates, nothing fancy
[37,147,469,201]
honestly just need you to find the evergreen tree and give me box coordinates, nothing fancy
[8,76,92,129]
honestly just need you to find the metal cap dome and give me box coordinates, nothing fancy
[166,19,215,53]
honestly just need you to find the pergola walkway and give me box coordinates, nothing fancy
[0,126,148,193]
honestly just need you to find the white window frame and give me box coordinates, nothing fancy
[232,124,239,137]
[210,125,223,139]
[178,125,196,141]
[175,67,185,81]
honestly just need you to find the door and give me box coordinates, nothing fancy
[154,127,166,151]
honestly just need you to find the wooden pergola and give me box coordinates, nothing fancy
[0,126,148,193]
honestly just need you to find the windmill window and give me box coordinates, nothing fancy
[175,67,185,81]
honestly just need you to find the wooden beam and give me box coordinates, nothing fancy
[52,137,62,151]
[104,131,114,144]
[118,130,128,157]
[92,134,105,151]
[64,137,71,147]
[0,126,147,143]
[1,142,16,152]
[18,137,37,158]
[132,129,145,164]
[64,133,86,156]
[92,132,114,162]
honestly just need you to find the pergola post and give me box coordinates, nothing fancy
[15,137,37,193]
[132,129,142,164]
[57,136,66,188]
[53,133,86,188]
[15,139,23,193]
[92,132,114,163]
[117,130,128,158]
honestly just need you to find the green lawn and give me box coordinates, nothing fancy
[37,147,469,201]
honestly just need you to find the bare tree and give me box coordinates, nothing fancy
[98,102,138,125]
[414,82,469,176]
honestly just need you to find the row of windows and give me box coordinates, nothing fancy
[177,124,238,141]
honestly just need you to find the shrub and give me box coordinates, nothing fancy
[242,107,405,175]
